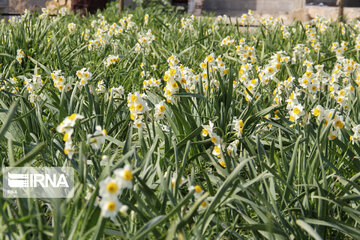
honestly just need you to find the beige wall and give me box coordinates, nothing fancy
[203,0,306,16]
[8,0,71,13]
[8,0,309,15]
[256,0,305,14]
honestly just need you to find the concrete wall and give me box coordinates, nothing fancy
[203,0,256,16]
[0,0,8,13]
[8,0,47,13]
[203,0,306,16]
[256,0,296,14]
[307,6,360,19]
[307,0,360,7]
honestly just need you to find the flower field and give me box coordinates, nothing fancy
[1,1,360,239]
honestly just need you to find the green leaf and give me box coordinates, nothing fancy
[296,220,323,240]
[0,102,18,139]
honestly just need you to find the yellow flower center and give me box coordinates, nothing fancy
[68,113,77,120]
[172,82,178,89]
[63,132,69,142]
[130,113,136,120]
[131,94,137,102]
[159,105,165,112]
[293,108,300,115]
[220,161,226,168]
[313,108,321,117]
[136,104,143,111]
[239,120,244,128]
[106,182,118,194]
[335,120,344,129]
[107,201,116,211]
[123,170,133,181]
[130,104,135,111]
[202,128,208,136]
[194,185,202,193]
[170,68,177,76]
